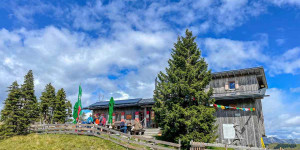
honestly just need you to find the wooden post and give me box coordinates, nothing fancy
[45,125,48,134]
[93,124,95,136]
[127,136,130,150]
[144,107,147,128]
[190,140,193,150]
[178,139,181,150]
[108,128,110,138]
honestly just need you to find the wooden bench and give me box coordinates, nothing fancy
[130,129,145,135]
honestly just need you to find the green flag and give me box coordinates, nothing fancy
[73,85,82,124]
[108,97,115,124]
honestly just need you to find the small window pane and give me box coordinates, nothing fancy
[229,82,235,89]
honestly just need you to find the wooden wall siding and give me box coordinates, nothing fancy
[93,107,141,121]
[92,107,155,127]
[215,98,264,148]
[255,99,265,136]
[206,75,259,94]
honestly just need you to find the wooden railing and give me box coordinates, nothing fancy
[190,141,272,150]
[30,124,181,150]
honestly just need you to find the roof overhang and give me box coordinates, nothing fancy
[84,98,155,110]
[212,88,267,100]
[212,66,268,88]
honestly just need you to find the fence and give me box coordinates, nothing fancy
[30,124,181,150]
[190,141,272,150]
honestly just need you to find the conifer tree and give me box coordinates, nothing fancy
[153,29,217,148]
[0,81,26,138]
[21,70,39,125]
[65,101,73,122]
[40,83,56,124]
[53,88,67,123]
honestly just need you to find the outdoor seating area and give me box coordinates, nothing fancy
[84,98,157,130]
[83,100,146,135]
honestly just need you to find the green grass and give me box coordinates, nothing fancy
[267,143,300,150]
[0,134,126,150]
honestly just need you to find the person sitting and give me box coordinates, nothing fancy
[120,119,127,133]
[99,114,104,126]
[87,114,94,124]
[131,118,142,134]
[93,114,97,123]
[101,116,106,127]
[95,117,100,125]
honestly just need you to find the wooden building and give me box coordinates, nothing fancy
[86,98,156,128]
[85,66,267,147]
[209,67,267,148]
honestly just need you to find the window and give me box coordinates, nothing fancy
[229,81,235,90]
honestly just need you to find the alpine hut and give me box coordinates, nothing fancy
[85,66,268,147]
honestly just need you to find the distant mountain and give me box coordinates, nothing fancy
[263,137,300,144]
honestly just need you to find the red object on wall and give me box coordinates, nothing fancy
[121,112,125,120]
[113,113,115,123]
[146,111,150,121]
[135,111,139,119]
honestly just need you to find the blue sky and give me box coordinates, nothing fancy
[0,0,299,139]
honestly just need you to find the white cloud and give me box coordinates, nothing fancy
[262,88,300,139]
[0,26,175,109]
[201,37,269,71]
[114,91,130,100]
[201,37,300,75]
[270,47,300,75]
[69,1,103,31]
[4,1,63,25]
[276,38,285,46]
[267,0,300,7]
[2,0,268,34]
[286,116,300,126]
[290,87,300,93]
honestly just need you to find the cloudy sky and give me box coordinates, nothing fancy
[0,0,299,139]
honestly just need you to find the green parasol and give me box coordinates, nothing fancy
[108,97,115,124]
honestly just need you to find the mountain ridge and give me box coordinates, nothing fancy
[263,137,300,144]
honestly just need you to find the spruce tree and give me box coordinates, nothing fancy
[53,88,67,123]
[21,70,39,125]
[0,81,26,138]
[153,29,217,148]
[40,83,56,124]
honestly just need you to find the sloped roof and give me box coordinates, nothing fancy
[86,98,154,110]
[212,66,268,88]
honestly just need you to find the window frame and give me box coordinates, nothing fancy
[229,81,236,90]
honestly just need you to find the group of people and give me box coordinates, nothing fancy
[86,114,107,126]
[85,113,143,134]
[120,118,142,133]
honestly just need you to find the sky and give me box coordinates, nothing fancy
[0,0,299,139]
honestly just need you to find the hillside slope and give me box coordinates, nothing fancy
[0,134,126,150]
